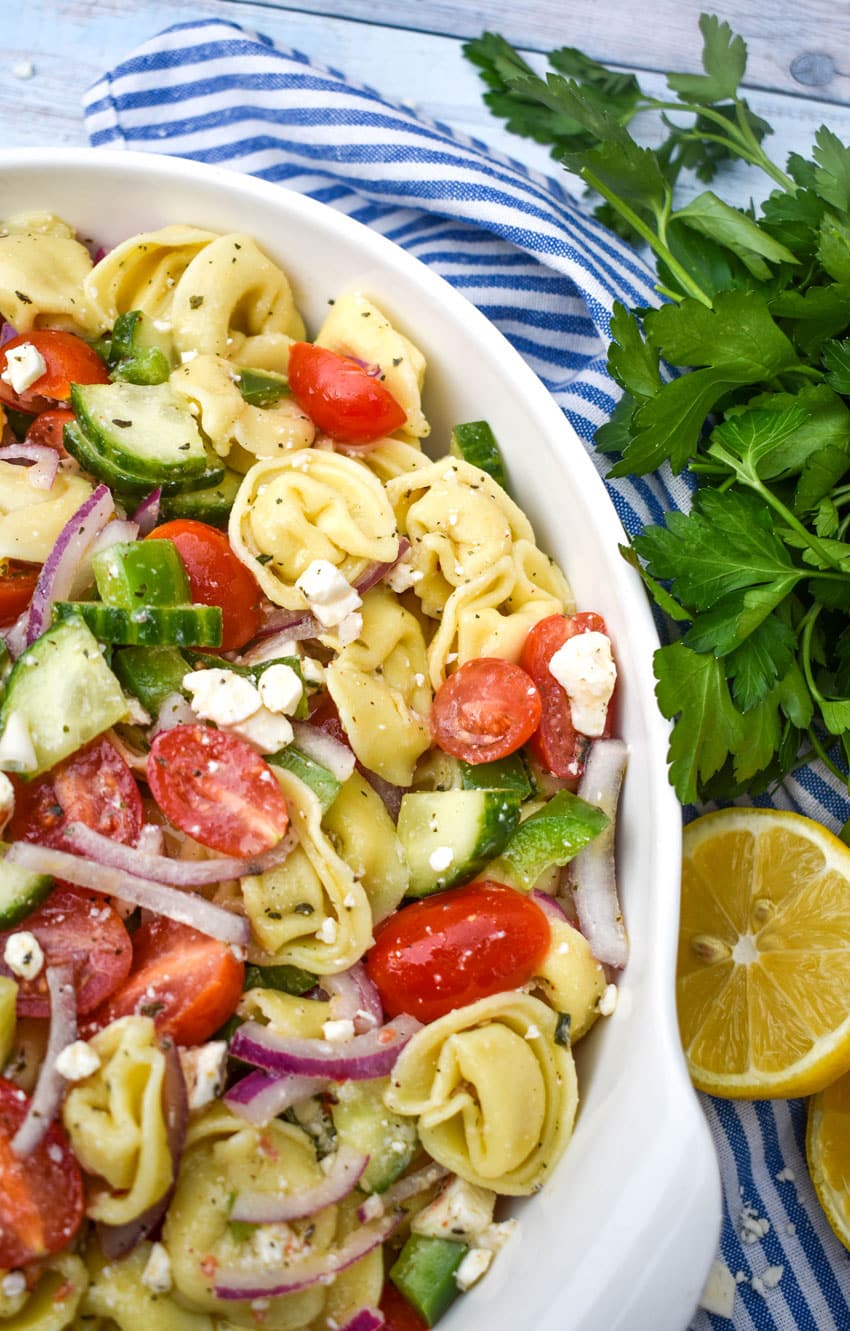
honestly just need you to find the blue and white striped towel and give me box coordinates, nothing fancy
[85,19,850,1329]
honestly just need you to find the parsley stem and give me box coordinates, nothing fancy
[806,727,847,785]
[747,475,846,572]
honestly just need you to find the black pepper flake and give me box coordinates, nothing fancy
[14,291,32,304]
[555,1012,572,1048]
[294,903,314,916]
[189,295,204,309]
[256,553,273,565]
[111,418,133,429]
[392,356,403,366]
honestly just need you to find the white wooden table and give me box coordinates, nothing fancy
[5,0,850,202]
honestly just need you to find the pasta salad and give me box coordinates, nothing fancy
[0,211,628,1331]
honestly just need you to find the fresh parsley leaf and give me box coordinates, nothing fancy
[760,187,827,263]
[608,364,748,476]
[770,283,850,356]
[796,445,850,515]
[644,289,798,373]
[666,14,747,104]
[619,543,692,623]
[607,303,660,399]
[654,642,745,802]
[823,338,850,393]
[709,403,810,479]
[812,126,850,213]
[547,46,642,116]
[724,615,798,710]
[673,191,798,279]
[817,215,850,283]
[684,582,799,658]
[594,391,637,455]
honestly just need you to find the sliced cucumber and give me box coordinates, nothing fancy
[53,602,223,648]
[390,1234,468,1326]
[450,420,507,489]
[242,962,317,996]
[109,310,174,385]
[71,381,209,482]
[331,1078,418,1193]
[113,644,190,715]
[269,745,341,811]
[92,540,190,610]
[397,789,521,897]
[63,419,225,498]
[237,368,290,407]
[159,468,242,527]
[412,750,532,799]
[0,616,127,778]
[0,975,16,1066]
[487,789,609,891]
[0,843,54,927]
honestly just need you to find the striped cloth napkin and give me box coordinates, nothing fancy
[84,18,850,1329]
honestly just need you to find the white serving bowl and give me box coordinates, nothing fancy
[0,148,721,1330]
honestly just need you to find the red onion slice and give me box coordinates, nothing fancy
[87,518,140,554]
[214,1209,404,1300]
[0,322,18,346]
[360,768,404,822]
[132,488,162,536]
[339,1312,385,1331]
[12,964,77,1157]
[6,841,250,948]
[322,963,383,1032]
[20,482,114,652]
[356,1161,449,1223]
[231,1143,368,1224]
[290,721,355,783]
[353,537,410,597]
[568,739,629,967]
[61,820,294,888]
[224,1069,330,1126]
[530,889,568,923]
[230,1014,421,1080]
[256,606,323,641]
[0,442,60,490]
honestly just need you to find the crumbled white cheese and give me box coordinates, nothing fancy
[0,712,38,774]
[698,1258,736,1318]
[476,1219,518,1252]
[428,846,454,873]
[295,560,362,628]
[152,319,172,333]
[548,630,617,737]
[11,61,34,80]
[123,693,152,727]
[301,657,325,686]
[55,1040,101,1082]
[597,983,618,1016]
[141,1242,173,1294]
[335,611,363,646]
[1,342,46,394]
[0,771,14,836]
[322,1018,356,1043]
[228,707,294,755]
[524,1024,541,1040]
[412,1177,497,1243]
[455,1247,493,1291]
[0,1271,26,1298]
[739,1204,771,1243]
[317,917,338,945]
[385,555,418,593]
[775,1167,795,1183]
[3,931,44,981]
[183,668,261,726]
[180,349,198,364]
[179,1041,228,1111]
[751,1266,784,1296]
[258,663,303,716]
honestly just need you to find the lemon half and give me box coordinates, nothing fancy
[808,1070,850,1251]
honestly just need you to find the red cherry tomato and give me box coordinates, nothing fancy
[431,657,542,764]
[0,1077,84,1268]
[24,407,74,454]
[366,881,551,1023]
[520,612,613,779]
[287,342,407,444]
[0,560,39,626]
[83,916,244,1047]
[0,331,108,413]
[145,519,263,652]
[0,887,132,1018]
[8,736,144,850]
[379,1282,429,1331]
[147,725,289,857]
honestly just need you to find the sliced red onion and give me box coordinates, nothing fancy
[98,1039,188,1258]
[87,518,140,555]
[0,322,18,346]
[0,442,59,490]
[6,841,250,948]
[356,1161,449,1223]
[224,1069,329,1126]
[353,537,411,597]
[346,355,382,378]
[230,1013,421,1080]
[253,606,324,643]
[20,482,114,651]
[291,721,355,783]
[322,963,383,1033]
[340,1312,385,1331]
[231,1142,368,1224]
[568,739,629,968]
[132,488,162,536]
[360,768,404,822]
[12,964,76,1157]
[151,691,196,736]
[530,889,568,923]
[61,820,294,889]
[214,1209,404,1300]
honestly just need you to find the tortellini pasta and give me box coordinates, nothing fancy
[315,291,429,440]
[62,1016,173,1226]
[84,225,217,325]
[228,450,399,610]
[0,1253,87,1330]
[0,465,93,564]
[81,1242,212,1331]
[385,992,577,1195]
[0,214,102,334]
[531,914,607,1042]
[326,586,431,787]
[242,768,373,973]
[170,354,315,460]
[353,437,430,483]
[238,986,331,1039]
[322,769,410,921]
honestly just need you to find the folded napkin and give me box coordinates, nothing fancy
[85,19,850,1329]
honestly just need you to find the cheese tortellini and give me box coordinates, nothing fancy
[170,354,315,460]
[321,769,410,921]
[385,992,577,1195]
[63,1016,174,1226]
[81,1242,212,1331]
[0,1253,87,1330]
[0,213,103,334]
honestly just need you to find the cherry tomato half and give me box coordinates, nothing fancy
[0,331,108,413]
[8,736,144,850]
[379,1282,429,1331]
[0,1077,84,1268]
[287,342,407,444]
[366,881,551,1023]
[520,612,612,779]
[0,887,132,1018]
[431,657,542,764]
[83,916,244,1048]
[0,560,39,626]
[147,724,290,857]
[24,407,74,454]
[146,519,263,652]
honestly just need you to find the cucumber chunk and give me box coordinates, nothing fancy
[71,381,209,482]
[242,962,317,996]
[390,1234,468,1326]
[53,602,223,648]
[109,310,174,385]
[487,789,609,890]
[159,468,242,527]
[113,645,189,715]
[237,368,290,407]
[0,843,54,927]
[331,1078,418,1193]
[269,746,341,811]
[0,976,16,1067]
[397,789,521,897]
[450,420,507,488]
[412,750,532,799]
[92,540,190,609]
[63,419,225,498]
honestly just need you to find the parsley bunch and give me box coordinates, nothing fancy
[465,16,850,805]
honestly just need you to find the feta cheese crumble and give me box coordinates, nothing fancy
[4,931,44,981]
[548,630,617,737]
[295,560,362,628]
[258,663,303,716]
[179,1041,228,1111]
[322,1018,356,1043]
[597,983,618,1016]
[182,669,261,726]
[698,1258,736,1318]
[412,1177,497,1243]
[0,712,38,774]
[55,1040,101,1082]
[428,846,454,873]
[141,1242,173,1294]
[455,1247,493,1291]
[1,342,46,394]
[0,1272,26,1298]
